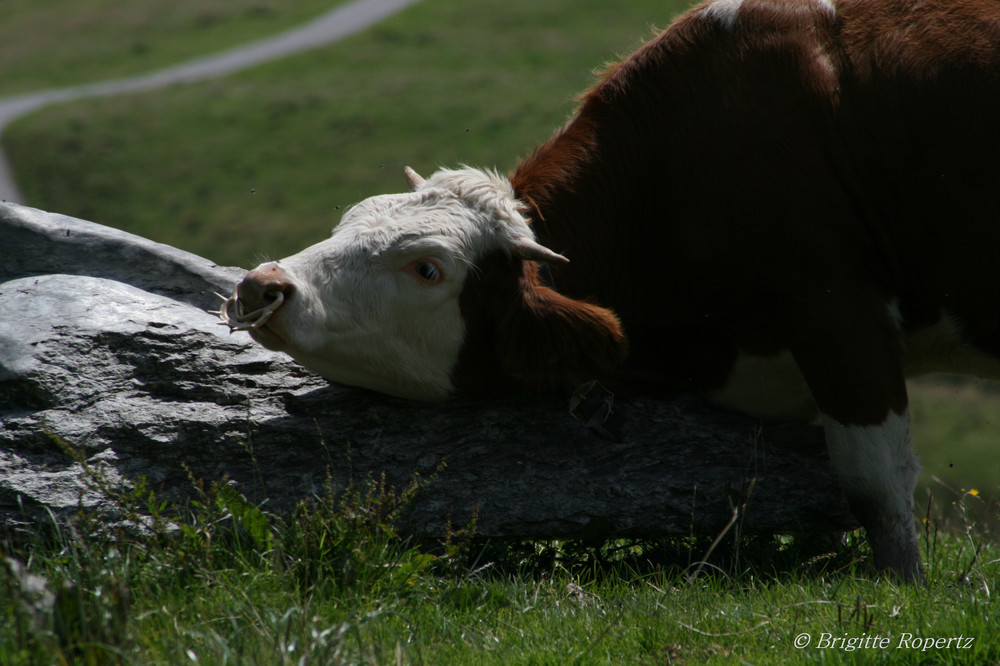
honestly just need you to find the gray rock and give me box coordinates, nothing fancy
[0,202,856,543]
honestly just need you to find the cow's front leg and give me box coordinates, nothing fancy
[788,296,924,583]
[820,408,923,581]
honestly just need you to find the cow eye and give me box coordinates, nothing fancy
[404,257,445,285]
[417,262,439,281]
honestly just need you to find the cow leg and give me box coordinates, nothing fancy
[787,298,924,583]
[820,409,923,582]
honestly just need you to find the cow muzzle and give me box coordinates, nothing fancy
[218,262,296,332]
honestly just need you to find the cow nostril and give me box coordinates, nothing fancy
[237,264,296,313]
[241,284,293,309]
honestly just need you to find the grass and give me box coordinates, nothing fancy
[1,450,998,665]
[0,0,347,98]
[909,378,1000,533]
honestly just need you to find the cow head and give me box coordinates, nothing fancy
[220,166,627,400]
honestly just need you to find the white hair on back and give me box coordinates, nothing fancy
[702,0,835,31]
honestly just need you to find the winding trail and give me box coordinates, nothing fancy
[0,0,422,203]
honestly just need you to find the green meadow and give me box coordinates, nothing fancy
[0,0,345,97]
[3,0,1000,662]
[5,0,672,268]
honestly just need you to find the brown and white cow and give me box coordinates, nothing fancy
[221,0,1000,582]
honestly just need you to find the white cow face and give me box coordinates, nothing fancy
[221,167,568,400]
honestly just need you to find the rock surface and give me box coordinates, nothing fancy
[0,202,857,542]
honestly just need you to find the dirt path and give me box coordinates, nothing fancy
[0,0,422,203]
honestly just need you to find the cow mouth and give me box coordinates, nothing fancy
[217,290,285,332]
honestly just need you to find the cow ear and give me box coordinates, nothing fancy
[497,278,628,388]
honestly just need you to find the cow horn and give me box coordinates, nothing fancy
[512,237,570,264]
[403,166,426,190]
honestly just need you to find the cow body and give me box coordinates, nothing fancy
[223,0,1000,582]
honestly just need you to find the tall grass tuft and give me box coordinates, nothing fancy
[281,470,443,597]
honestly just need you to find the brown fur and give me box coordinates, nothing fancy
[453,251,627,395]
[464,0,1000,423]
[448,0,1000,583]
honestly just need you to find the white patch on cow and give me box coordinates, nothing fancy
[821,409,922,575]
[702,0,745,30]
[243,167,538,400]
[821,409,919,511]
[885,298,904,332]
[813,0,837,20]
[706,349,816,419]
[702,0,836,30]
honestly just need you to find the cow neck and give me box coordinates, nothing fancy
[536,262,556,290]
